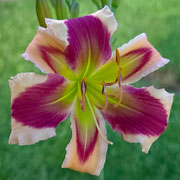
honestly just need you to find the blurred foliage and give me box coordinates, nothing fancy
[0,0,179,179]
[91,0,121,12]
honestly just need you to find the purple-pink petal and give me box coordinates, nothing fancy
[102,85,168,136]
[38,45,64,73]
[65,15,111,72]
[75,119,98,162]
[11,74,72,129]
[122,48,152,81]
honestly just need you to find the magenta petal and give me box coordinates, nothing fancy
[62,100,108,175]
[103,86,167,135]
[75,120,98,163]
[122,48,152,81]
[101,85,173,152]
[11,74,72,129]
[64,15,111,73]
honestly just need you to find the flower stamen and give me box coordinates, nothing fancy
[116,48,120,66]
[80,78,87,112]
[102,81,108,111]
[97,49,123,109]
[115,67,123,107]
[115,48,123,106]
[86,94,113,145]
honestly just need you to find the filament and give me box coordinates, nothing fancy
[86,94,113,145]
[116,48,120,66]
[102,81,108,111]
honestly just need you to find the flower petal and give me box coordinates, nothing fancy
[63,6,117,75]
[62,98,108,175]
[23,6,117,79]
[101,85,174,153]
[22,27,76,81]
[9,73,75,145]
[91,33,169,84]
[92,6,118,35]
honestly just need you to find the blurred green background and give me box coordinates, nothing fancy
[0,0,179,179]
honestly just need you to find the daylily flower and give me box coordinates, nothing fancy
[9,6,174,175]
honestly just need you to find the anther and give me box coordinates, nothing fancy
[102,81,108,111]
[98,49,123,108]
[115,49,123,107]
[116,48,120,66]
[80,78,87,112]
[115,68,123,107]
[117,68,123,86]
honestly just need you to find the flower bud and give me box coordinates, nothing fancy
[56,0,70,20]
[36,0,52,28]
[70,2,79,18]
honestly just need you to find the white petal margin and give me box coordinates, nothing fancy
[8,73,56,145]
[121,86,174,153]
[46,6,118,38]
[9,119,56,145]
[92,6,118,35]
[45,18,68,46]
[147,86,174,120]
[118,33,169,85]
[62,109,108,176]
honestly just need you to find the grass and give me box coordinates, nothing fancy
[0,0,179,179]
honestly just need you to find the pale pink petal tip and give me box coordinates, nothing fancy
[45,18,68,45]
[9,124,56,146]
[93,5,118,35]
[147,86,174,120]
[21,53,47,73]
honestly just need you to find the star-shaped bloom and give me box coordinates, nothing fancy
[9,6,174,175]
